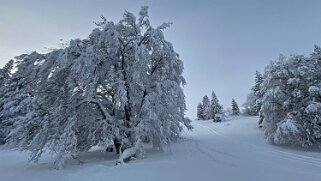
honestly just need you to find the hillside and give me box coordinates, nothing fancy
[1,116,321,181]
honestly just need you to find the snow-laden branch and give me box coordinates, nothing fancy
[77,98,114,121]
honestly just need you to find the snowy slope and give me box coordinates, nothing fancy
[1,116,321,181]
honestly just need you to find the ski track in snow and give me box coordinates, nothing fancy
[1,116,321,181]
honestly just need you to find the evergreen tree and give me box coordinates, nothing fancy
[197,103,204,120]
[231,98,240,116]
[0,59,14,83]
[0,53,44,145]
[209,91,222,119]
[252,71,264,103]
[252,71,264,124]
[197,91,223,121]
[201,95,210,120]
[0,60,14,144]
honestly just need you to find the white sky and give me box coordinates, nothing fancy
[1,0,321,118]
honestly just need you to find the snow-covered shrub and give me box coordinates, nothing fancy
[308,86,320,98]
[1,6,192,168]
[261,46,321,146]
[273,114,304,145]
[213,114,225,122]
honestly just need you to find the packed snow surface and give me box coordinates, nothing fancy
[1,116,321,181]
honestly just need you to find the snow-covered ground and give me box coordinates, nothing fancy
[1,116,321,181]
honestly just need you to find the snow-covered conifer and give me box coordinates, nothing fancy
[0,53,44,145]
[231,98,240,116]
[209,91,222,120]
[201,95,210,120]
[253,71,264,125]
[0,60,14,144]
[252,71,264,109]
[197,91,222,121]
[197,103,204,120]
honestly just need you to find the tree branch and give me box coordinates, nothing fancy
[77,98,114,121]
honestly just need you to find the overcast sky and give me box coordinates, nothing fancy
[1,0,321,119]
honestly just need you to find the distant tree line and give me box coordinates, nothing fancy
[197,91,223,122]
[197,91,240,122]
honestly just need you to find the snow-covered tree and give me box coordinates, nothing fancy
[0,60,14,144]
[0,60,13,83]
[209,91,222,120]
[231,98,240,116]
[197,103,204,120]
[0,53,45,146]
[252,71,264,124]
[252,71,264,109]
[197,91,223,121]
[201,95,210,120]
[261,46,321,146]
[243,71,264,126]
[4,6,192,168]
